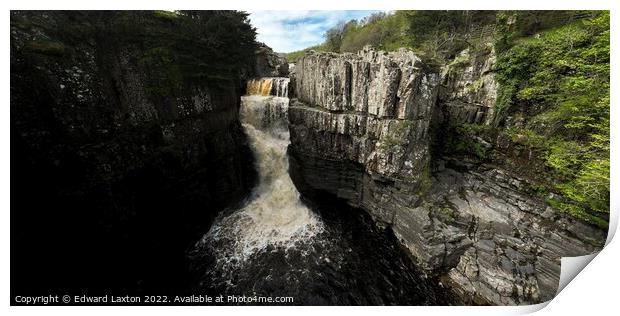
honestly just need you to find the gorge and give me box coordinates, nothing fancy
[287,47,605,304]
[10,10,608,306]
[189,78,451,305]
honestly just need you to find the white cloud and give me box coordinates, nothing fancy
[248,10,380,53]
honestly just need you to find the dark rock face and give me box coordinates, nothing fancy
[288,47,606,305]
[255,44,289,77]
[11,11,256,296]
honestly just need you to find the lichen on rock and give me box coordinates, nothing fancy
[287,46,606,305]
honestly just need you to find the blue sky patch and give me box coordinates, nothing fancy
[248,10,381,53]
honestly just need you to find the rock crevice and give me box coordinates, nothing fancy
[288,46,606,305]
[290,47,440,224]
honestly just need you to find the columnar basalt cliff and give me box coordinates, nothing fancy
[287,47,606,305]
[11,11,257,295]
[290,47,440,224]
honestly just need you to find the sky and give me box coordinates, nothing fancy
[248,11,381,53]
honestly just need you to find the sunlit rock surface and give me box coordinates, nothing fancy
[192,77,452,305]
[288,47,606,305]
[290,47,440,223]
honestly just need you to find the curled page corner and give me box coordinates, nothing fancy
[556,252,599,295]
[552,198,616,304]
[511,253,601,314]
[605,213,617,246]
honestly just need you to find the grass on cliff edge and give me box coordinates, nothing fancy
[286,11,610,229]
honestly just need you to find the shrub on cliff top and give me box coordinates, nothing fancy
[493,11,609,226]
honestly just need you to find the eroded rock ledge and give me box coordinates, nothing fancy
[288,47,605,305]
[418,158,604,304]
[290,47,439,223]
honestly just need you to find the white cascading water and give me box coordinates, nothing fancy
[198,77,324,268]
[192,78,449,304]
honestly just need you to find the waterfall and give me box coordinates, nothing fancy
[191,79,451,305]
[197,77,323,267]
[246,78,290,97]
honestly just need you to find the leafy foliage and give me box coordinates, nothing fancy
[124,11,258,90]
[338,12,410,53]
[493,11,609,226]
[49,11,259,93]
[285,43,330,62]
[287,10,610,227]
[445,123,494,160]
[287,11,497,65]
[403,10,496,63]
[285,12,410,61]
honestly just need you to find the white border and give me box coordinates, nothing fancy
[3,1,618,315]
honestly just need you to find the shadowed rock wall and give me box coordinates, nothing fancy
[11,11,257,296]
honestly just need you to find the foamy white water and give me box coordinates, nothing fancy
[192,84,449,304]
[198,84,323,267]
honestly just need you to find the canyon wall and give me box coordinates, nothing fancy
[255,44,289,77]
[290,47,439,224]
[11,11,257,295]
[11,10,607,306]
[439,45,498,126]
[288,47,606,305]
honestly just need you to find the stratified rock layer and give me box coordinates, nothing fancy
[291,47,440,224]
[288,47,606,305]
[411,159,604,304]
[439,45,498,125]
